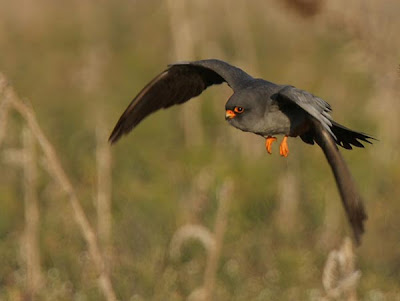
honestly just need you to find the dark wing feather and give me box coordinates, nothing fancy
[276,86,335,137]
[278,86,370,243]
[276,86,375,149]
[330,121,375,150]
[109,64,225,143]
[311,118,367,245]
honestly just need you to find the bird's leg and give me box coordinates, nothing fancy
[265,136,277,154]
[279,135,289,157]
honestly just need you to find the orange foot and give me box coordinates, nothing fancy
[279,135,289,157]
[265,136,277,154]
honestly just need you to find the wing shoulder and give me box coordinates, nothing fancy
[276,85,335,137]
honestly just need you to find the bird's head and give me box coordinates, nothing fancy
[225,90,266,133]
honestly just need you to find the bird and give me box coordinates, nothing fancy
[109,59,374,245]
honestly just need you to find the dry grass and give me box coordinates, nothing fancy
[0,0,399,299]
[0,74,117,301]
[3,126,43,298]
[96,120,113,273]
[170,179,233,301]
[0,75,12,147]
[321,237,361,301]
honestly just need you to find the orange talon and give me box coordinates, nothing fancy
[279,135,289,157]
[265,136,277,154]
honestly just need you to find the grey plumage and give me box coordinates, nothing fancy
[276,86,335,137]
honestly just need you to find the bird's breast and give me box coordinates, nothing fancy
[259,111,292,136]
[259,108,310,137]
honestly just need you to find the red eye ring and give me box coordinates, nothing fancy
[234,106,244,113]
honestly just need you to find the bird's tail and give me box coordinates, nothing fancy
[311,119,367,245]
[331,121,374,149]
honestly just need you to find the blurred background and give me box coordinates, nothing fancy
[0,0,399,300]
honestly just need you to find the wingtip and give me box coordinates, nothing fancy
[353,226,364,247]
[366,135,378,143]
[351,207,367,247]
[108,126,122,145]
[108,136,117,145]
[108,135,117,145]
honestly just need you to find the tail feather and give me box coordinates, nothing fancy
[311,119,367,245]
[331,121,375,149]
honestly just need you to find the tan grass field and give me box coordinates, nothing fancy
[0,0,399,300]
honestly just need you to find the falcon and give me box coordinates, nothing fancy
[109,59,374,244]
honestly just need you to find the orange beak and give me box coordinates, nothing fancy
[225,109,236,120]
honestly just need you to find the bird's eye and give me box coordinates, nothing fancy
[234,106,244,113]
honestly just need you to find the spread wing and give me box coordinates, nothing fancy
[109,59,253,143]
[276,86,374,148]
